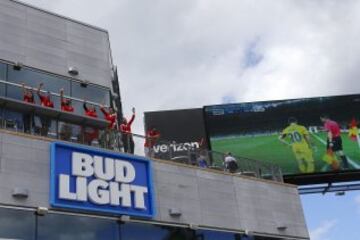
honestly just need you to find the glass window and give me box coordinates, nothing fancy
[0,207,36,240]
[33,115,57,138]
[72,81,110,106]
[0,82,5,97]
[37,213,119,240]
[7,66,70,102]
[0,63,6,96]
[58,121,82,142]
[120,222,193,240]
[0,62,6,80]
[4,109,24,132]
[196,230,239,240]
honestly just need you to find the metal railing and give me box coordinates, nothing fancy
[0,80,283,182]
[128,133,283,182]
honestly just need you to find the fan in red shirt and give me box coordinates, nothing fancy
[37,83,54,108]
[83,101,98,118]
[100,104,118,149]
[100,105,117,129]
[22,83,35,104]
[144,126,160,158]
[120,107,135,154]
[60,88,74,113]
[82,101,99,145]
[36,83,54,136]
[59,88,74,141]
[22,83,35,133]
[320,115,349,169]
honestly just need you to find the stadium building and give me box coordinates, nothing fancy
[0,1,309,239]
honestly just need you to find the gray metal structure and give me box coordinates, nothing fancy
[0,0,309,239]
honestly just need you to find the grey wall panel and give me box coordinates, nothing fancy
[0,132,309,239]
[66,21,108,44]
[0,0,112,88]
[152,163,203,225]
[0,0,26,19]
[0,49,25,63]
[25,47,67,66]
[66,51,110,71]
[66,61,111,86]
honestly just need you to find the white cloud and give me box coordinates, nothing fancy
[310,220,337,240]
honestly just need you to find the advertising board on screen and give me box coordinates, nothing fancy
[204,94,360,184]
[144,108,208,161]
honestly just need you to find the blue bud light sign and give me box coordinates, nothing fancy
[50,142,156,218]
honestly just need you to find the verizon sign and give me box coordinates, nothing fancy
[153,141,201,153]
[144,108,209,159]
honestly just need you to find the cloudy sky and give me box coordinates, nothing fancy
[19,0,360,239]
[20,0,360,135]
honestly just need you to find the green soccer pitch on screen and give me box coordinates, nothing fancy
[204,94,360,177]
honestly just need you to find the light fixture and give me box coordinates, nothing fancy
[13,62,23,71]
[120,215,130,222]
[68,66,79,76]
[36,207,48,216]
[169,208,182,217]
[335,191,345,196]
[11,187,29,198]
[80,80,89,88]
[189,224,198,230]
[277,225,287,231]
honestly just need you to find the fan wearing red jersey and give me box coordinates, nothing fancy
[36,83,54,136]
[22,83,35,133]
[37,83,54,108]
[59,88,74,141]
[60,88,74,113]
[82,101,99,145]
[144,126,160,158]
[100,104,118,149]
[120,107,135,154]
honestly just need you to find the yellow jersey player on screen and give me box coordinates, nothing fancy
[278,117,315,173]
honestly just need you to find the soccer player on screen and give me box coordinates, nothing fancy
[320,115,349,169]
[348,118,359,142]
[279,117,315,173]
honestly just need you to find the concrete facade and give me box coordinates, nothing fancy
[0,131,309,239]
[0,0,112,88]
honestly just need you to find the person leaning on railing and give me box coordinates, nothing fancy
[59,88,74,141]
[120,107,135,154]
[224,152,238,173]
[82,100,99,145]
[144,126,160,158]
[37,83,54,136]
[100,104,118,149]
[21,83,35,133]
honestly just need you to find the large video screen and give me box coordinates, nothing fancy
[204,94,360,179]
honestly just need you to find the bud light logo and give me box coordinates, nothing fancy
[50,142,155,218]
